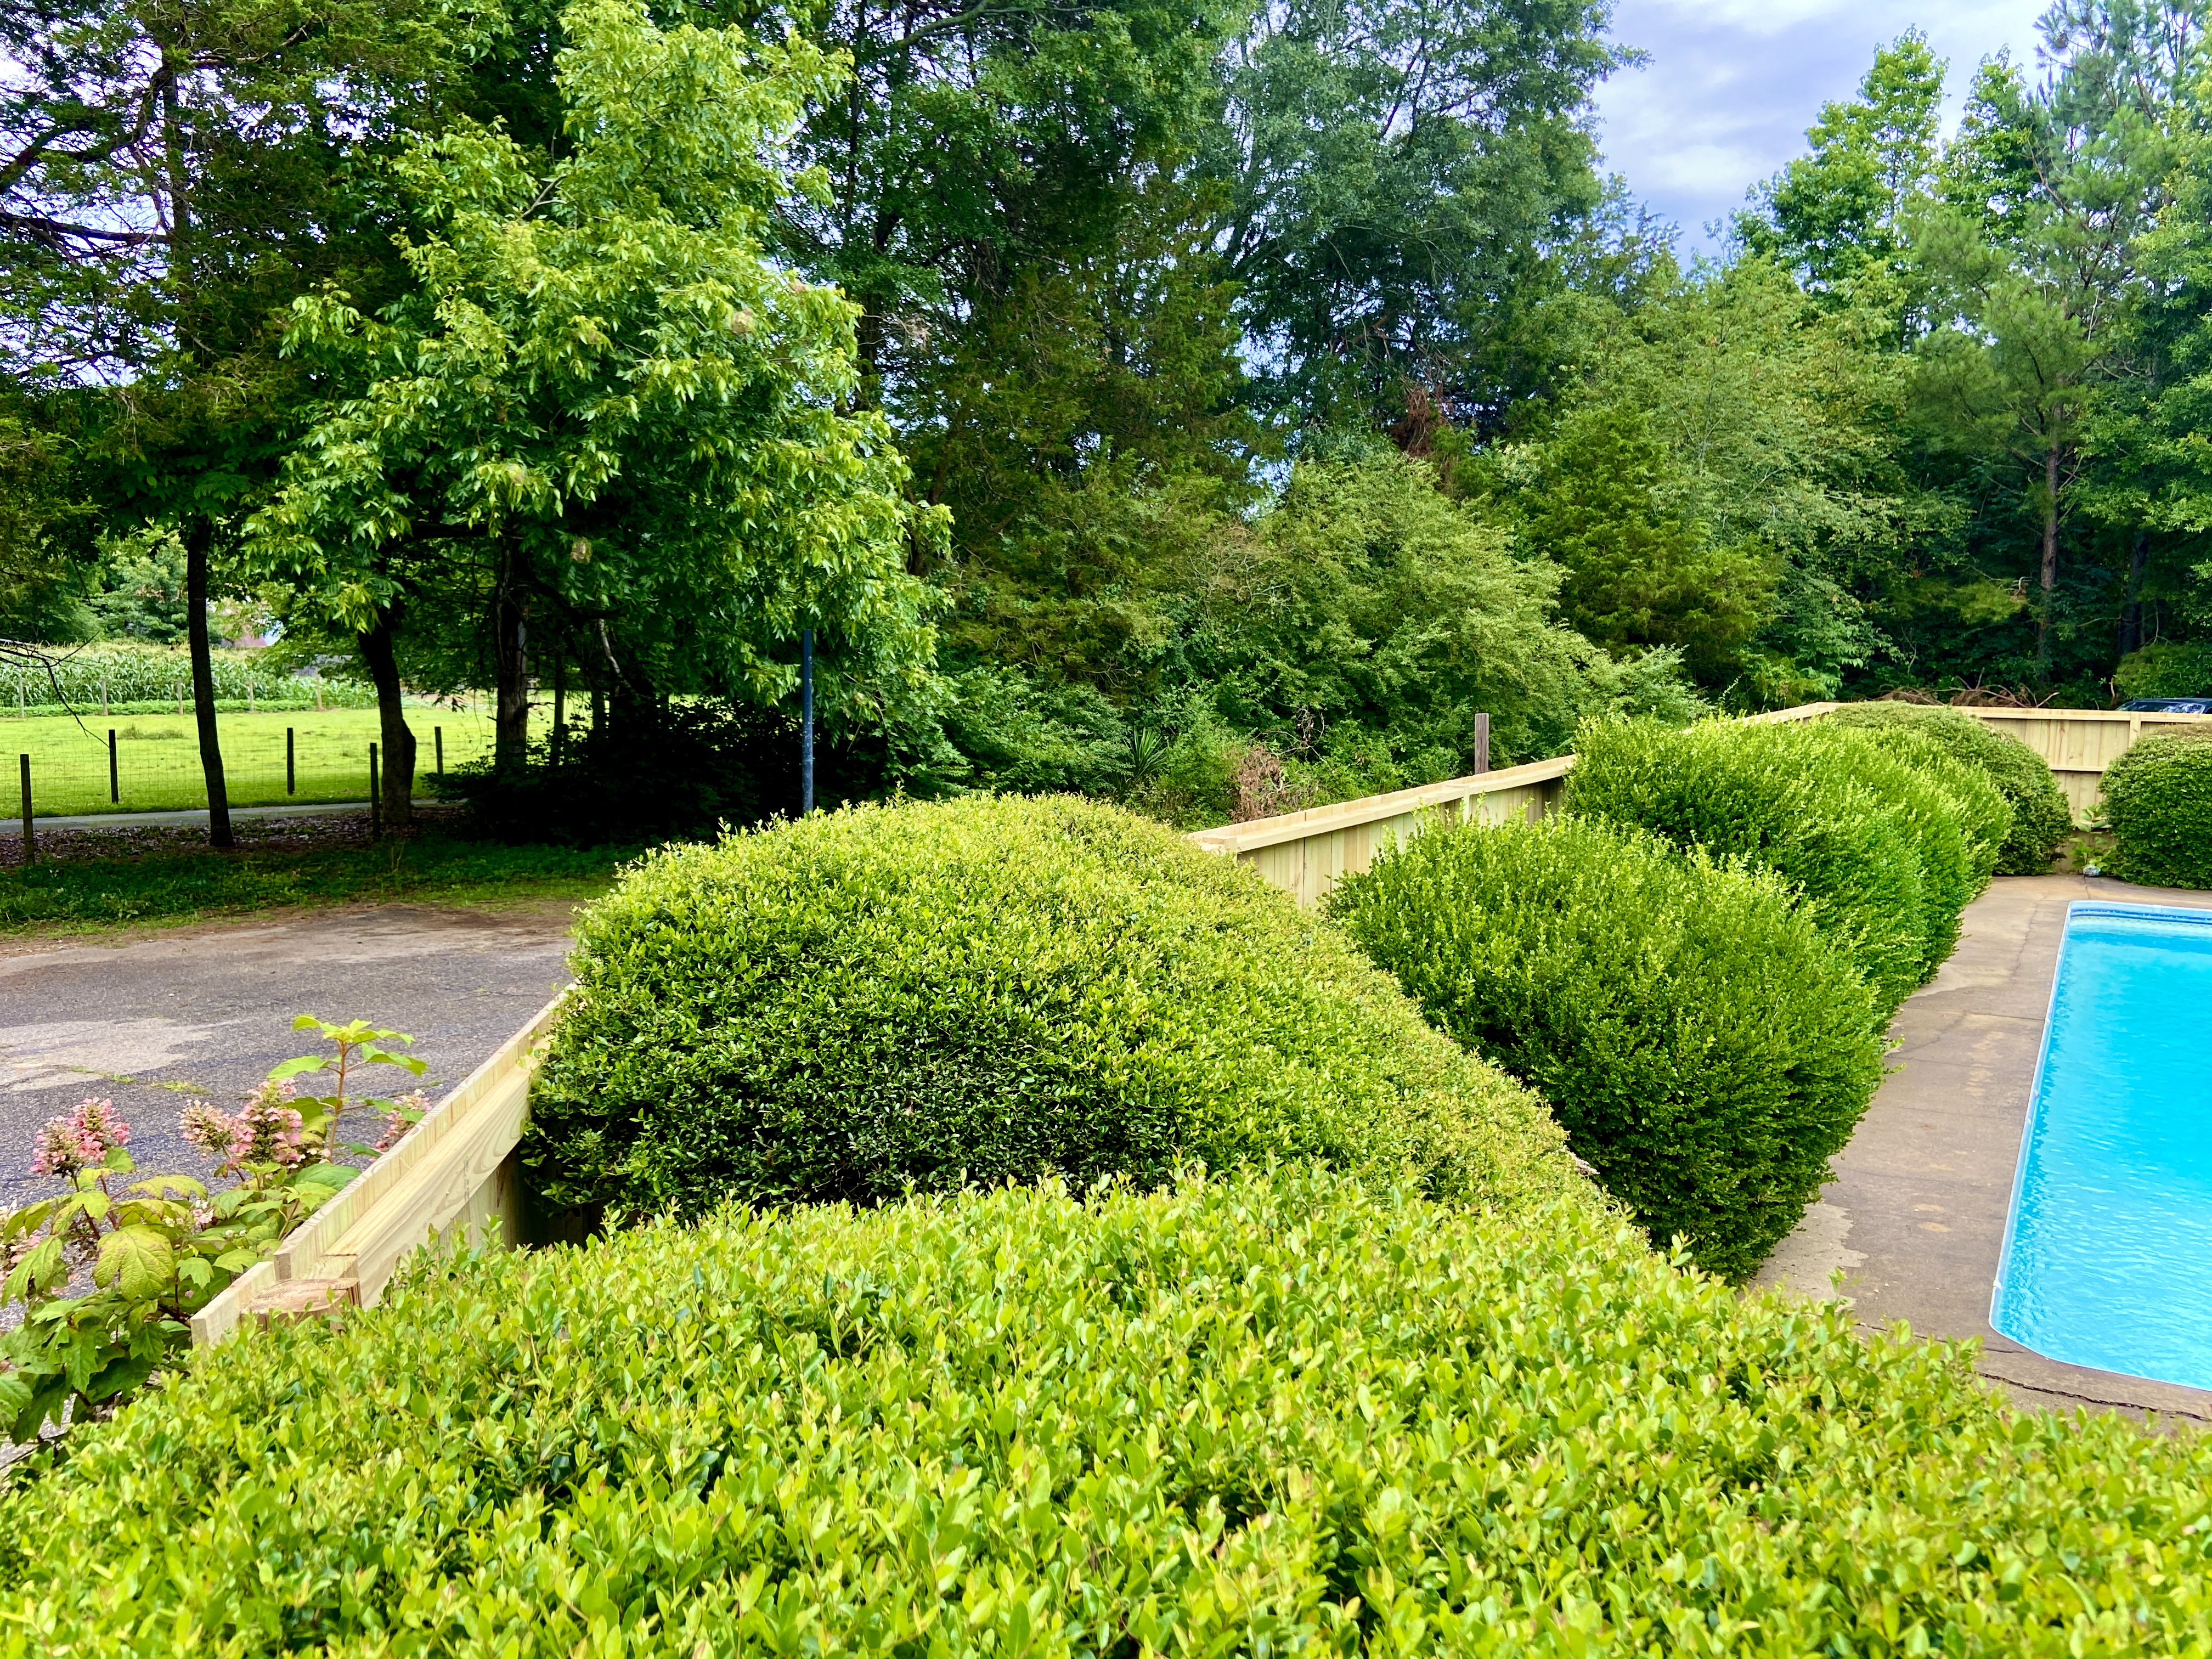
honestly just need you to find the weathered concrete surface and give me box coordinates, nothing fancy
[0,903,579,1215]
[1754,874,2212,1420]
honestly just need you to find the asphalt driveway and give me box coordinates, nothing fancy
[0,902,581,1213]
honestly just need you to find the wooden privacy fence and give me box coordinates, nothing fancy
[1190,701,2212,909]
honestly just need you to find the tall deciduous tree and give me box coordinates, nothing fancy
[1,0,466,840]
[256,0,944,823]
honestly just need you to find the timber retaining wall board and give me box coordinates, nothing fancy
[190,993,565,1345]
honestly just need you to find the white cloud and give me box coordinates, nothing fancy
[1594,0,2052,247]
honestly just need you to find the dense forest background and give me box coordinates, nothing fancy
[8,0,2212,825]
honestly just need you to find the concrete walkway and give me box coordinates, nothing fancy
[1754,873,2212,1419]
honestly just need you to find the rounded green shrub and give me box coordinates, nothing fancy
[1791,723,1987,974]
[14,1166,2212,1655]
[2102,728,2212,889]
[1562,718,1936,1010]
[524,794,1581,1223]
[1328,817,1885,1280]
[1825,702,2070,874]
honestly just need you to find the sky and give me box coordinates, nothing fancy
[1594,0,2054,251]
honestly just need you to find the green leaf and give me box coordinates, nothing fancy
[94,1226,178,1302]
[131,1175,208,1203]
[5,1237,67,1302]
[292,1163,357,1192]
[268,1055,332,1081]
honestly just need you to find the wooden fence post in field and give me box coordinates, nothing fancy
[286,727,295,795]
[108,729,118,804]
[435,726,444,787]
[18,754,32,865]
[369,742,381,840]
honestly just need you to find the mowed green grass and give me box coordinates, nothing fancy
[2,706,495,817]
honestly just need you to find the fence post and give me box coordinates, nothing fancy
[286,727,295,795]
[435,726,444,786]
[369,742,381,840]
[1472,711,1491,776]
[18,754,31,865]
[108,729,119,805]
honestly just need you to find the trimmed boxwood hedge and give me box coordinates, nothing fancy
[1564,719,1938,1011]
[1825,702,2071,875]
[2102,728,2212,889]
[524,794,1582,1224]
[1328,817,1886,1280]
[11,1166,2212,1656]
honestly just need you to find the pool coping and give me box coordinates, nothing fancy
[1753,875,2212,1423]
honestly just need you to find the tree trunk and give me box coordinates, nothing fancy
[2119,532,2150,659]
[184,519,233,849]
[2037,445,2061,678]
[357,606,417,832]
[494,578,529,774]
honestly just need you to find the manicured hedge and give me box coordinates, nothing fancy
[10,1167,2212,1656]
[1825,702,2070,875]
[2102,729,2212,889]
[525,794,1582,1223]
[1328,817,1884,1280]
[1563,718,1970,1011]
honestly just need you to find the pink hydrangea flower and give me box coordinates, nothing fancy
[179,1101,244,1162]
[234,1084,307,1170]
[373,1090,432,1154]
[29,1098,132,1179]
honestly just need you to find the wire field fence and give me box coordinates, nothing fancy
[4,703,496,820]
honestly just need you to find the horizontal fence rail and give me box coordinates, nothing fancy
[1193,701,2212,908]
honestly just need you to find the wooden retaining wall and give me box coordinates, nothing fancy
[1192,701,2212,907]
[190,994,565,1345]
[186,700,2212,1339]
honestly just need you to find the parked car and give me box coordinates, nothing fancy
[2118,697,2212,714]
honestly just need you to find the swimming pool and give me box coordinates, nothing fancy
[1993,901,2212,1389]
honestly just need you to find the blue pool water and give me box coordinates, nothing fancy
[1993,902,2212,1389]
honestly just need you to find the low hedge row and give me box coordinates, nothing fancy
[2102,728,2212,889]
[10,1167,2212,1656]
[1562,718,1999,1011]
[1328,817,1885,1280]
[526,794,1582,1225]
[1825,703,2070,874]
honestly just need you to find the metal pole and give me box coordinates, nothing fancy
[286,727,296,795]
[18,754,31,865]
[800,628,815,816]
[369,742,381,840]
[108,729,119,804]
[435,726,444,786]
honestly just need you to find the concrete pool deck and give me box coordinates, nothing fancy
[1753,872,2212,1421]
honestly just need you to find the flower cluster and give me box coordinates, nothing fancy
[179,1080,307,1173]
[29,1098,132,1180]
[374,1091,432,1154]
[178,1101,242,1162]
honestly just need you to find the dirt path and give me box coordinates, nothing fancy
[0,901,580,1212]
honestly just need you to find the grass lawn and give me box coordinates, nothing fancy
[0,831,632,936]
[1,704,496,818]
